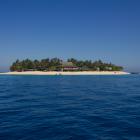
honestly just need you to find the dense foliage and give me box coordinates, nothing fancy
[10,58,123,71]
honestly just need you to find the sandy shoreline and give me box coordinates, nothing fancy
[0,71,130,75]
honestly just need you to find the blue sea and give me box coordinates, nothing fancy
[0,75,140,140]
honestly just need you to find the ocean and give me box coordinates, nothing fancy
[0,75,140,140]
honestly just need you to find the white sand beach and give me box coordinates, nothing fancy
[0,71,130,75]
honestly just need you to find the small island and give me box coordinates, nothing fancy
[0,58,129,75]
[10,58,124,72]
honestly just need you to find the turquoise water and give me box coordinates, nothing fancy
[0,75,140,140]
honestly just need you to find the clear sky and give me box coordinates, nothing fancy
[0,0,140,72]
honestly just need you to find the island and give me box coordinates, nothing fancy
[1,58,129,75]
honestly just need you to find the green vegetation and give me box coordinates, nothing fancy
[10,58,123,72]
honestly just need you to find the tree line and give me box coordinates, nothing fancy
[10,58,123,71]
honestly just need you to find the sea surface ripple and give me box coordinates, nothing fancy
[0,75,140,140]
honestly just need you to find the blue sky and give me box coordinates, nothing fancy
[0,0,140,72]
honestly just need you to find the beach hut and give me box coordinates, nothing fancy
[62,62,79,71]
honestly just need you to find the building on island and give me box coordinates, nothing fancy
[61,62,79,71]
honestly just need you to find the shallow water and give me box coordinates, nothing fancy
[0,75,140,140]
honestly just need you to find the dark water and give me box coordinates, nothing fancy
[0,75,140,140]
